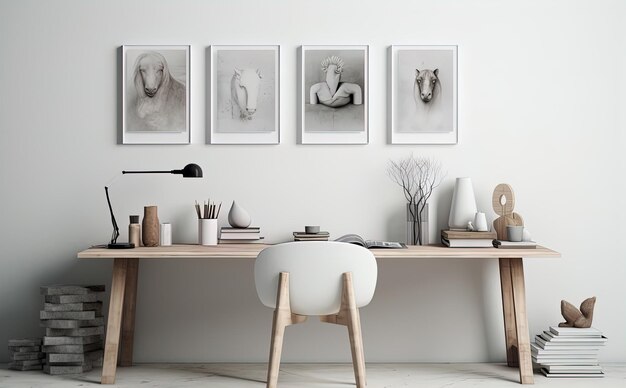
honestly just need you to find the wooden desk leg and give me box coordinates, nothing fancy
[510,258,534,384]
[119,259,139,367]
[499,258,519,367]
[102,258,128,384]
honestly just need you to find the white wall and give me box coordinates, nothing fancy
[1,0,625,363]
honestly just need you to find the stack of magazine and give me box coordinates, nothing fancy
[532,326,607,378]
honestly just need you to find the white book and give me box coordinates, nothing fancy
[441,238,493,248]
[545,365,603,373]
[549,326,602,337]
[537,333,607,344]
[541,369,604,378]
[534,359,599,366]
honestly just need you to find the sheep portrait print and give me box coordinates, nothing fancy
[209,45,279,144]
[122,45,190,144]
[300,45,368,144]
[390,45,457,144]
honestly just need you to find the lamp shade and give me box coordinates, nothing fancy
[179,163,203,178]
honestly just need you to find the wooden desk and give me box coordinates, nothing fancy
[78,244,560,385]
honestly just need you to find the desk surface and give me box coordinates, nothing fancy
[78,243,561,260]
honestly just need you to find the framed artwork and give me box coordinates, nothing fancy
[389,45,457,144]
[209,45,280,144]
[122,45,190,144]
[300,45,368,144]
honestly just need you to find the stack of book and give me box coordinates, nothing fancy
[219,226,264,243]
[40,285,105,375]
[8,338,44,371]
[441,230,496,248]
[293,231,330,242]
[532,326,607,378]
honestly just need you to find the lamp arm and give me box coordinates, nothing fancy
[122,170,173,174]
[105,186,120,245]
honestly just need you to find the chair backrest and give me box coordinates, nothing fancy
[255,241,378,316]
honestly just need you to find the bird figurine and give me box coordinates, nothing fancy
[559,297,596,328]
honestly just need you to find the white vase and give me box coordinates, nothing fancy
[228,201,252,228]
[448,177,477,230]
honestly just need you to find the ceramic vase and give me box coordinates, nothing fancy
[228,201,251,228]
[142,206,160,247]
[448,177,477,230]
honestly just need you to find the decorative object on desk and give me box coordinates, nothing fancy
[228,201,252,228]
[294,231,330,241]
[40,285,105,375]
[448,177,477,230]
[389,45,458,144]
[473,212,489,232]
[335,234,405,249]
[8,338,44,371]
[522,228,533,242]
[560,297,596,328]
[466,221,475,231]
[305,225,320,234]
[532,325,606,378]
[160,223,172,246]
[387,155,445,245]
[128,215,141,247]
[122,45,190,144]
[209,45,280,144]
[441,229,496,248]
[492,183,524,240]
[299,45,369,144]
[104,163,203,249]
[142,206,160,247]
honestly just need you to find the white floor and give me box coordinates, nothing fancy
[1,363,625,387]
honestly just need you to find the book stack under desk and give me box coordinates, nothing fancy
[441,230,496,248]
[219,226,264,244]
[532,326,607,378]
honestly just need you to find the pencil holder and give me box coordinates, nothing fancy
[199,219,218,246]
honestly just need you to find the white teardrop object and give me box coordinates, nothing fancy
[522,228,532,242]
[228,201,252,228]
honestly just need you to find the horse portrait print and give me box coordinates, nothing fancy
[210,46,279,144]
[391,45,457,145]
[122,45,190,144]
[301,46,368,144]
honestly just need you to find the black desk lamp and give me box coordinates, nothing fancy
[105,163,203,249]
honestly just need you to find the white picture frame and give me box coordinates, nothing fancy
[389,45,457,144]
[209,45,280,144]
[299,45,369,144]
[122,45,190,144]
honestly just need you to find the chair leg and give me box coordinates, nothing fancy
[342,272,367,388]
[267,272,307,388]
[319,272,368,387]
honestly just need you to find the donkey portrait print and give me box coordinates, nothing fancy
[391,46,457,144]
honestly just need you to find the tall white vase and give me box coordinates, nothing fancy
[448,177,477,230]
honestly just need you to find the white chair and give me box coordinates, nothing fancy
[255,241,378,388]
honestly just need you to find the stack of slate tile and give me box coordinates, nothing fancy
[40,285,105,375]
[8,338,44,370]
